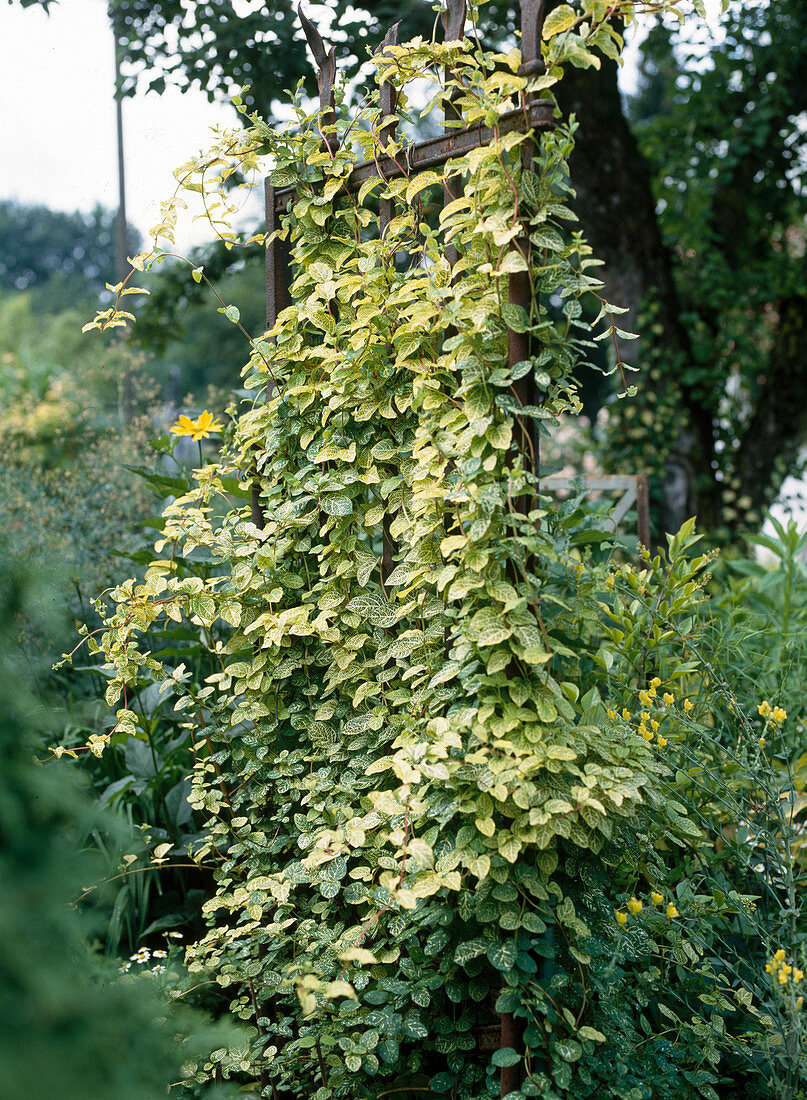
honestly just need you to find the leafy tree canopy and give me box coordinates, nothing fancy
[106,0,440,118]
[600,0,807,538]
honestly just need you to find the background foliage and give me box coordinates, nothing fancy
[0,200,140,311]
[0,557,241,1099]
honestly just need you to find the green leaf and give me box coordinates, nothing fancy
[406,170,443,204]
[531,226,566,251]
[542,6,577,37]
[578,1026,606,1042]
[492,1048,521,1068]
[486,942,517,971]
[321,495,353,516]
[455,939,490,967]
[468,608,512,646]
[501,302,530,333]
[403,1010,428,1039]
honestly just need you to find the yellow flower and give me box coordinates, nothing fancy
[651,719,660,732]
[622,708,631,721]
[774,949,787,962]
[667,903,679,920]
[639,687,656,706]
[615,910,628,926]
[663,692,674,706]
[650,677,661,688]
[640,710,651,723]
[758,700,772,719]
[607,709,617,720]
[627,896,643,916]
[758,737,766,748]
[656,735,668,748]
[779,971,789,986]
[639,724,654,742]
[605,574,615,591]
[772,706,787,724]
[683,699,694,715]
[170,410,225,442]
[794,968,804,983]
[651,891,664,907]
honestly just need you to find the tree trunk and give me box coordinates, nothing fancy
[732,296,807,520]
[555,59,719,536]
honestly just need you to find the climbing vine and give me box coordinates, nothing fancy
[75,4,759,1097]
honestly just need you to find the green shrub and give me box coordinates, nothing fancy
[0,565,239,1099]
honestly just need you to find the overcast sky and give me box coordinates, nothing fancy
[1,0,235,251]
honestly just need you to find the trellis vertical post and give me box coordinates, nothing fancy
[508,0,547,491]
[376,22,401,584]
[500,5,548,1092]
[442,0,467,272]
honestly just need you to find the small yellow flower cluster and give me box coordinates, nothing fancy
[653,686,693,714]
[615,891,678,927]
[758,700,787,723]
[612,679,674,749]
[638,679,659,707]
[637,708,665,745]
[766,949,804,988]
[607,685,671,749]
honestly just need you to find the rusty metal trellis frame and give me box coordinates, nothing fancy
[540,474,651,548]
[261,2,555,1094]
